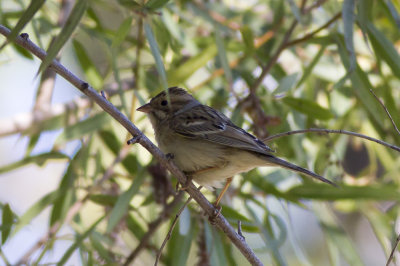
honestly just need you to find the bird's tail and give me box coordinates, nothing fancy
[263,154,337,187]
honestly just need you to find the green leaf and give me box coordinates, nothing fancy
[167,44,218,85]
[57,215,105,266]
[2,204,14,244]
[240,26,255,54]
[145,0,170,10]
[56,113,111,143]
[144,21,168,88]
[98,130,138,174]
[38,0,88,74]
[366,22,400,80]
[342,0,356,71]
[282,96,334,120]
[13,191,63,236]
[1,0,46,47]
[288,184,400,201]
[118,0,142,9]
[297,45,325,87]
[126,214,146,239]
[90,233,113,263]
[215,26,233,84]
[273,73,298,94]
[0,152,69,174]
[73,40,103,89]
[106,173,146,233]
[111,17,133,49]
[89,194,118,206]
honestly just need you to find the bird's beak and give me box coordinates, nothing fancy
[137,103,152,113]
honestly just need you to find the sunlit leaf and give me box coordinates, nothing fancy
[282,96,334,120]
[38,0,88,74]
[106,173,146,233]
[0,152,69,174]
[2,204,14,244]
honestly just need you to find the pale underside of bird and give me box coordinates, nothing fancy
[137,87,336,195]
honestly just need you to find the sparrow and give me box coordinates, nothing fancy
[137,87,335,205]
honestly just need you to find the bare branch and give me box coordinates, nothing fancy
[285,12,342,47]
[154,196,193,266]
[369,89,400,136]
[387,233,400,266]
[263,128,400,153]
[123,192,185,265]
[0,25,263,266]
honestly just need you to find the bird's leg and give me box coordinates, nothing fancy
[215,177,233,206]
[209,177,233,224]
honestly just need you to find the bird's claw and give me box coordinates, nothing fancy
[208,204,222,225]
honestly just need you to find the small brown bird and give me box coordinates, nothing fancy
[138,87,335,205]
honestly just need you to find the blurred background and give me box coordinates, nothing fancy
[1,0,400,265]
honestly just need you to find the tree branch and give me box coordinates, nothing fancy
[263,128,400,153]
[0,25,263,266]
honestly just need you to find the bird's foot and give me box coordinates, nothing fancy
[175,175,192,192]
[208,204,222,225]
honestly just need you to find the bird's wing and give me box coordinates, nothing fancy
[170,105,274,154]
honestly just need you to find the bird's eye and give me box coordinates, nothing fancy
[161,100,168,106]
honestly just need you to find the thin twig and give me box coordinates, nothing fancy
[369,88,400,136]
[123,192,184,265]
[0,25,264,266]
[285,12,342,47]
[263,128,400,153]
[386,233,400,266]
[154,196,193,266]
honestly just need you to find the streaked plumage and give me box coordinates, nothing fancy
[137,87,335,188]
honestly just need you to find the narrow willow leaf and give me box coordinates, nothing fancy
[273,73,298,94]
[118,0,142,9]
[13,191,62,236]
[112,17,133,49]
[57,215,105,266]
[90,234,113,263]
[145,0,170,10]
[384,0,400,28]
[2,204,14,244]
[0,152,69,174]
[72,40,103,89]
[106,173,146,233]
[282,96,334,120]
[297,45,326,87]
[240,26,255,54]
[38,0,88,74]
[342,0,356,71]
[167,44,217,85]
[170,217,194,266]
[89,194,118,207]
[313,203,364,266]
[144,21,168,88]
[336,36,385,126]
[367,22,400,80]
[287,0,302,24]
[245,203,286,265]
[56,113,111,143]
[1,0,46,47]
[288,184,400,201]
[215,26,233,84]
[126,214,146,239]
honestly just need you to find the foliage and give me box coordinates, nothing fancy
[1,0,400,265]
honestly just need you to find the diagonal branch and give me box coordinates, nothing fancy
[0,25,263,266]
[263,128,400,153]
